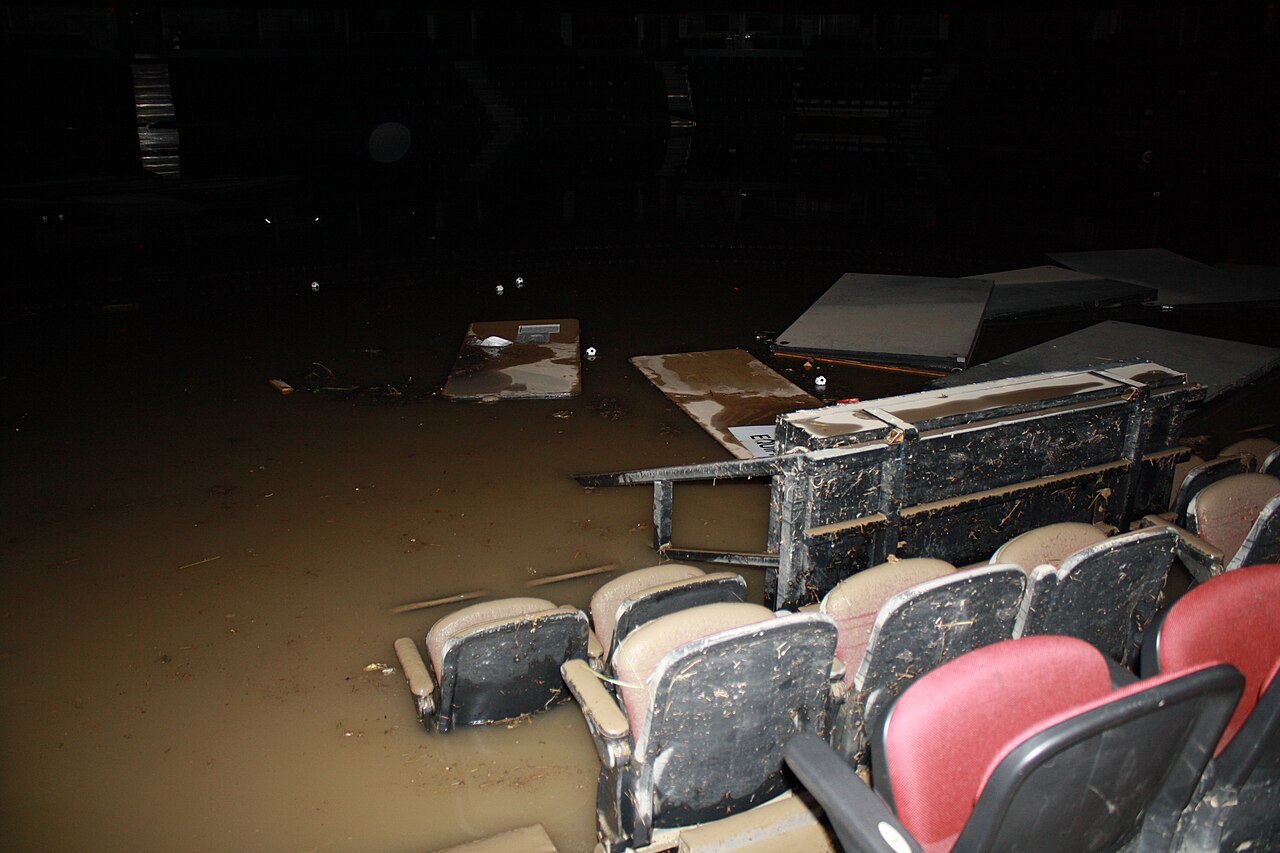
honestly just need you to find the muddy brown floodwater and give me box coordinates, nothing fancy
[1,260,1276,852]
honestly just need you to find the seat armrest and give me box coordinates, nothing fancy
[394,637,436,719]
[562,658,632,769]
[1138,515,1225,582]
[785,732,923,853]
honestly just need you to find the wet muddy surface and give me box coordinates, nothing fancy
[1,260,1277,852]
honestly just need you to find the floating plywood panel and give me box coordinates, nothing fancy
[1047,248,1278,306]
[930,320,1280,403]
[631,349,820,459]
[441,319,580,401]
[964,265,1156,319]
[771,273,993,372]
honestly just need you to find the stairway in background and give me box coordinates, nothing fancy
[453,60,522,182]
[131,62,180,178]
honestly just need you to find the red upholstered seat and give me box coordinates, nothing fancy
[881,635,1113,848]
[1148,562,1280,755]
[787,634,1241,853]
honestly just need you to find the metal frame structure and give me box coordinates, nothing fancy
[577,362,1201,608]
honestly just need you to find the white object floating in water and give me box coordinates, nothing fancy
[814,375,827,387]
[585,346,598,360]
[515,276,524,288]
[310,281,320,292]
[475,335,513,348]
[495,284,505,295]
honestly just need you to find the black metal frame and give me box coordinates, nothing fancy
[576,363,1201,609]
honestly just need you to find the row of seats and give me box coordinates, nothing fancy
[788,561,1280,853]
[395,558,1277,852]
[392,523,1202,851]
[393,435,1279,850]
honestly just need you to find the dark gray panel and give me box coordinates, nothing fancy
[932,321,1280,403]
[772,273,993,371]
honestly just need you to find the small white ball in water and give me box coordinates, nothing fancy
[585,346,598,359]
[495,285,504,295]
[310,281,320,292]
[515,277,524,287]
[815,375,827,387]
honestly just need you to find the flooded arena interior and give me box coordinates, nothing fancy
[1,7,1278,852]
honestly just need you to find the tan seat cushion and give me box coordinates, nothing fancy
[1218,438,1280,468]
[991,522,1108,572]
[612,601,776,737]
[821,558,955,687]
[426,597,556,676]
[1190,473,1280,561]
[590,564,705,651]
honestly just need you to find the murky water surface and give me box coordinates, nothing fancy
[1,261,1276,852]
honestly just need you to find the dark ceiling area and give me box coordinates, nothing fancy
[1,6,1277,308]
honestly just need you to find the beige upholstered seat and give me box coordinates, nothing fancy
[563,601,839,852]
[1218,438,1280,469]
[820,558,954,688]
[991,522,1109,572]
[612,601,775,736]
[405,595,590,733]
[1188,473,1280,567]
[590,564,705,652]
[427,596,559,675]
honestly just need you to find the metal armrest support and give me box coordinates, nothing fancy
[829,658,848,706]
[394,637,436,721]
[1139,515,1225,582]
[785,732,924,853]
[587,629,605,672]
[562,658,632,769]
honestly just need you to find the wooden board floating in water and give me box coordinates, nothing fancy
[631,349,820,459]
[930,321,1280,404]
[771,273,993,372]
[441,319,581,401]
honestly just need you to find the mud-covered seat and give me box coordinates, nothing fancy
[1164,473,1280,582]
[821,559,1026,767]
[1142,563,1280,852]
[562,601,840,853]
[1218,437,1280,469]
[587,564,746,669]
[1011,525,1178,667]
[785,635,1243,853]
[1165,453,1254,527]
[990,521,1109,571]
[394,596,589,733]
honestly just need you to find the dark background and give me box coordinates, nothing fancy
[1,4,1277,313]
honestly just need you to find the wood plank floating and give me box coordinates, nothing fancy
[930,320,1280,404]
[771,273,993,372]
[441,318,581,401]
[631,349,820,459]
[964,265,1156,319]
[1046,248,1279,306]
